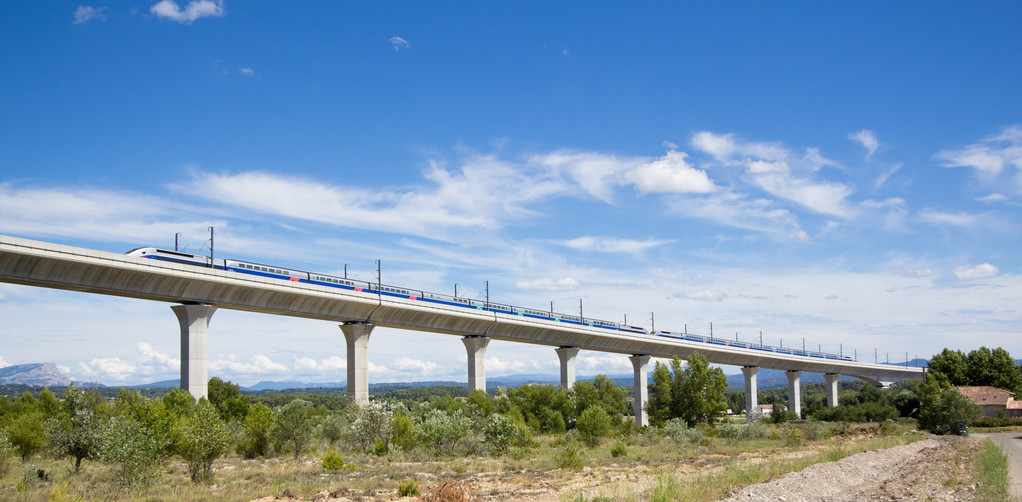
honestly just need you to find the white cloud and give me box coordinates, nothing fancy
[210,354,288,374]
[293,356,346,372]
[391,357,439,375]
[936,125,1022,177]
[560,236,672,254]
[73,6,106,24]
[849,130,879,160]
[239,67,255,77]
[953,263,1000,280]
[674,289,728,302]
[667,190,805,241]
[515,277,580,292]
[691,131,788,164]
[150,0,225,24]
[389,36,410,51]
[0,354,7,368]
[892,268,933,279]
[918,209,984,228]
[625,150,717,194]
[82,356,136,381]
[977,193,1008,203]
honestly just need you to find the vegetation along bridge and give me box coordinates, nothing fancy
[0,234,924,425]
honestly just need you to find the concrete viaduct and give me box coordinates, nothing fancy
[0,235,924,425]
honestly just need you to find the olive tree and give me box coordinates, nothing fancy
[177,400,233,482]
[46,384,102,473]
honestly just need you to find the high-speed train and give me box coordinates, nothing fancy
[126,247,852,361]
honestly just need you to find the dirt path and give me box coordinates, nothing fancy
[717,435,980,502]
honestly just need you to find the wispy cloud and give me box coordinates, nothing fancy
[389,36,410,51]
[239,67,255,77]
[73,5,106,25]
[936,125,1022,177]
[150,0,225,24]
[560,236,673,254]
[849,129,879,160]
[515,277,581,292]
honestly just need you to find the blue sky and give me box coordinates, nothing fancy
[1,1,1021,386]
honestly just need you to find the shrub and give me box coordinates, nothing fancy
[662,418,704,444]
[322,449,344,471]
[241,402,274,458]
[373,438,388,456]
[610,443,627,458]
[576,405,611,448]
[398,479,420,497]
[7,411,46,461]
[918,386,981,435]
[0,431,15,477]
[415,409,473,456]
[46,383,102,473]
[781,424,804,446]
[319,413,345,447]
[483,415,519,455]
[556,442,585,470]
[271,400,314,461]
[177,400,233,483]
[99,416,165,486]
[348,401,394,453]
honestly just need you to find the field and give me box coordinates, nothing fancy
[4,420,936,502]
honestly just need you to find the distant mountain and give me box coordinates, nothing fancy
[0,363,71,387]
[130,379,179,389]
[246,380,345,391]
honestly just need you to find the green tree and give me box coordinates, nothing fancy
[241,402,275,458]
[575,405,612,448]
[163,388,197,418]
[967,347,1022,395]
[414,408,473,456]
[46,383,102,472]
[207,377,250,421]
[177,400,233,482]
[571,375,628,421]
[928,349,969,386]
[646,353,728,427]
[36,388,60,418]
[99,415,165,486]
[271,399,314,461]
[6,410,46,460]
[917,373,981,435]
[349,401,394,453]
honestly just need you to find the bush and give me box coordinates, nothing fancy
[398,479,420,497]
[322,449,345,471]
[918,387,981,435]
[415,409,473,456]
[556,442,585,470]
[99,416,165,486]
[662,418,704,444]
[177,400,233,483]
[373,438,388,456]
[576,405,611,448]
[610,443,627,458]
[348,401,394,453]
[7,411,46,461]
[241,402,274,459]
[0,431,15,477]
[271,400,314,461]
[483,415,519,455]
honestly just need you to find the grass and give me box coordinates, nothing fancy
[973,438,1013,502]
[1,421,927,501]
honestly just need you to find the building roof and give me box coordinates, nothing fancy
[957,386,1015,407]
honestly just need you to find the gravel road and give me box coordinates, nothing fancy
[717,436,980,502]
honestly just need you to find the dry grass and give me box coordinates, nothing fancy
[1,423,925,501]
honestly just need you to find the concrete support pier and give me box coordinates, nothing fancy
[824,373,840,407]
[742,366,759,421]
[555,346,580,389]
[786,370,802,417]
[463,336,490,393]
[172,304,217,401]
[630,354,650,427]
[340,322,374,404]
